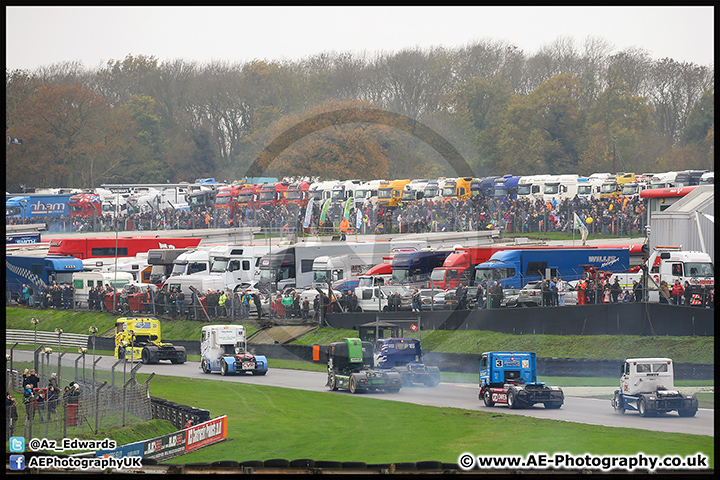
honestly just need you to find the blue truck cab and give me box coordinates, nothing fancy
[374,338,441,387]
[479,351,563,409]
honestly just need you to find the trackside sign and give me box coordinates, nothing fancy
[185,416,228,453]
[96,416,227,461]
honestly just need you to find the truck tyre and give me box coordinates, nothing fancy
[638,397,654,417]
[385,387,400,394]
[483,389,495,407]
[349,375,360,394]
[678,407,697,418]
[613,393,625,414]
[220,360,229,376]
[507,389,518,409]
[117,347,125,360]
[424,376,440,388]
[201,359,210,374]
[328,374,338,391]
[171,356,185,365]
[544,401,562,409]
[141,348,151,364]
[253,370,266,376]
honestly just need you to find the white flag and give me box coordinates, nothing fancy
[574,212,588,244]
[303,196,315,228]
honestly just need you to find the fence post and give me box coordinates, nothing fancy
[94,382,107,434]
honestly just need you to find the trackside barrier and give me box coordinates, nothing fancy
[96,415,227,461]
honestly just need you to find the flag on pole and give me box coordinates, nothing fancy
[303,196,315,228]
[573,212,588,245]
[319,198,331,223]
[343,197,353,220]
[356,208,362,230]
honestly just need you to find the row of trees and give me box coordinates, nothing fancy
[5,36,714,192]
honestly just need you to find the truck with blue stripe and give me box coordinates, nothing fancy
[5,193,74,220]
[200,325,268,376]
[6,254,84,300]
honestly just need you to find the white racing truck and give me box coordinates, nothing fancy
[611,357,698,417]
[200,325,268,376]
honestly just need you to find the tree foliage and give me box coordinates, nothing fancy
[5,36,714,192]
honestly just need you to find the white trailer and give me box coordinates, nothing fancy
[258,240,424,292]
[72,271,135,307]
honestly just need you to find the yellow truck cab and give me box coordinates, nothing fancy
[600,173,636,199]
[377,179,410,209]
[114,317,186,364]
[441,177,473,202]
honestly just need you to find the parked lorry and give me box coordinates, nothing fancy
[312,252,390,292]
[611,357,697,417]
[492,175,522,201]
[5,193,74,220]
[377,179,410,209]
[326,338,402,394]
[612,245,713,303]
[200,324,268,376]
[599,173,636,199]
[114,316,187,364]
[373,338,441,387]
[6,253,84,301]
[474,247,630,289]
[441,177,473,202]
[479,351,564,409]
[541,174,579,203]
[390,249,453,288]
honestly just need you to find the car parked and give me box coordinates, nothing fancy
[441,287,479,310]
[517,281,578,307]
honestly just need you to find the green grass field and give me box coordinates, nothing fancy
[6,306,714,470]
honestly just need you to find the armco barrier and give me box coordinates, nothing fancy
[150,396,211,430]
[324,303,714,336]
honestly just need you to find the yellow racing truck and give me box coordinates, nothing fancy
[114,317,187,364]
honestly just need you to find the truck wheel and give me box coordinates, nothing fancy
[328,374,338,391]
[613,394,625,414]
[638,397,654,417]
[483,389,495,407]
[141,348,151,364]
[678,408,697,418]
[544,401,562,409]
[349,376,360,394]
[220,360,228,376]
[253,371,266,376]
[171,357,185,365]
[507,389,518,409]
[201,359,210,374]
[117,347,125,360]
[386,387,400,394]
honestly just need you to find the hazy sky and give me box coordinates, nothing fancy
[5,6,715,71]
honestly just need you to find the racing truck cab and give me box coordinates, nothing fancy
[611,357,697,417]
[200,325,268,376]
[374,338,441,387]
[114,317,186,364]
[479,351,563,409]
[326,338,402,394]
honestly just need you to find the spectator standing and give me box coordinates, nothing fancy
[659,281,671,304]
[611,278,621,303]
[253,293,264,319]
[556,277,565,306]
[683,281,692,306]
[671,280,684,305]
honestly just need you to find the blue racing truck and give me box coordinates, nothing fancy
[6,254,84,302]
[479,351,564,409]
[474,247,629,289]
[373,338,441,387]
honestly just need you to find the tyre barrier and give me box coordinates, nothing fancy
[150,396,211,429]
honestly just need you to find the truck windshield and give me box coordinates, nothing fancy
[600,183,616,193]
[543,184,560,195]
[258,191,274,201]
[285,191,302,200]
[621,185,638,195]
[442,185,456,197]
[331,190,344,200]
[430,269,445,282]
[215,196,231,205]
[475,267,516,283]
[211,258,229,273]
[424,187,439,198]
[55,272,75,284]
[314,270,330,284]
[685,262,713,277]
[516,185,531,195]
[378,189,392,199]
[577,184,592,195]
